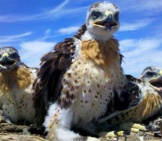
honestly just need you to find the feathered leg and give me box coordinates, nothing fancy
[44,103,100,141]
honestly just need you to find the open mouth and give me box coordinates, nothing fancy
[149,76,162,91]
[93,20,118,30]
[0,60,16,69]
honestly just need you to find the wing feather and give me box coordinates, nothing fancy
[33,24,87,127]
[33,40,75,127]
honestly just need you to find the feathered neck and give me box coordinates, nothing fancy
[73,24,115,42]
[81,29,114,42]
[81,38,119,67]
[0,66,32,92]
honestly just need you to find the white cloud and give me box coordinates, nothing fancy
[120,38,162,77]
[0,32,32,43]
[58,26,79,34]
[19,38,162,77]
[0,0,69,22]
[0,0,88,23]
[120,20,152,31]
[45,29,51,35]
[136,0,162,12]
[120,39,137,51]
[19,41,55,67]
[118,0,162,14]
[40,29,52,40]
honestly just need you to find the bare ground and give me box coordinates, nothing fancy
[0,122,161,141]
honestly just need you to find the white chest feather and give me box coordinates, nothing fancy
[0,67,36,123]
[1,84,35,123]
[71,59,114,126]
[62,52,125,127]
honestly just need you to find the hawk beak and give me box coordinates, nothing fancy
[148,70,162,92]
[0,52,17,70]
[93,11,118,30]
[159,70,162,75]
[2,53,9,62]
[104,11,114,22]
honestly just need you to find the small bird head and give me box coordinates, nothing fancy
[86,2,119,40]
[0,47,20,71]
[141,66,162,92]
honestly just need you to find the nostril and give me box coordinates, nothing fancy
[2,56,8,62]
[106,15,112,23]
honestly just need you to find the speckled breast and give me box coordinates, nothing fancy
[134,92,162,122]
[60,40,125,127]
[65,57,114,126]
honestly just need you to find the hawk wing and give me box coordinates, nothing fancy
[33,24,86,127]
[96,74,142,124]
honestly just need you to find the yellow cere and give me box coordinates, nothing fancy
[104,11,113,18]
[2,53,9,57]
[159,70,162,75]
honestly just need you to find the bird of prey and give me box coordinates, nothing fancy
[95,66,162,136]
[33,2,140,141]
[0,47,37,124]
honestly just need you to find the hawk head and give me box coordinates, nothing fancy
[141,66,162,92]
[86,2,119,40]
[0,47,20,71]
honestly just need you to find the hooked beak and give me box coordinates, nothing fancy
[0,53,16,70]
[148,70,162,92]
[93,11,118,31]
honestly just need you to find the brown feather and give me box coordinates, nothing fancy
[74,24,87,39]
[0,66,32,93]
[81,39,119,67]
[32,26,87,126]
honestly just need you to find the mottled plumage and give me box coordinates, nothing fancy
[33,2,140,141]
[96,66,162,133]
[0,47,37,124]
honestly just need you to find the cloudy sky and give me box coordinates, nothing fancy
[0,0,162,77]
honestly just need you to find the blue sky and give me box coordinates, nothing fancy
[0,0,162,77]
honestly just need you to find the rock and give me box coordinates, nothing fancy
[0,134,45,141]
[0,121,161,141]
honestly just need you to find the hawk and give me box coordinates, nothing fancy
[96,66,162,136]
[33,2,140,141]
[0,47,37,124]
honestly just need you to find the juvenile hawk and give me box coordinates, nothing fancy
[33,2,140,141]
[96,66,162,135]
[0,47,37,124]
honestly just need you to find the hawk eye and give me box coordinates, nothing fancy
[114,12,119,21]
[146,71,157,77]
[91,11,102,20]
[10,52,18,58]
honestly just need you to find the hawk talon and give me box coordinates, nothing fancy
[99,130,125,139]
[118,122,148,133]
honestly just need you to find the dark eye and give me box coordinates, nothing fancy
[91,11,102,20]
[146,71,157,77]
[10,52,18,58]
[114,12,119,21]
